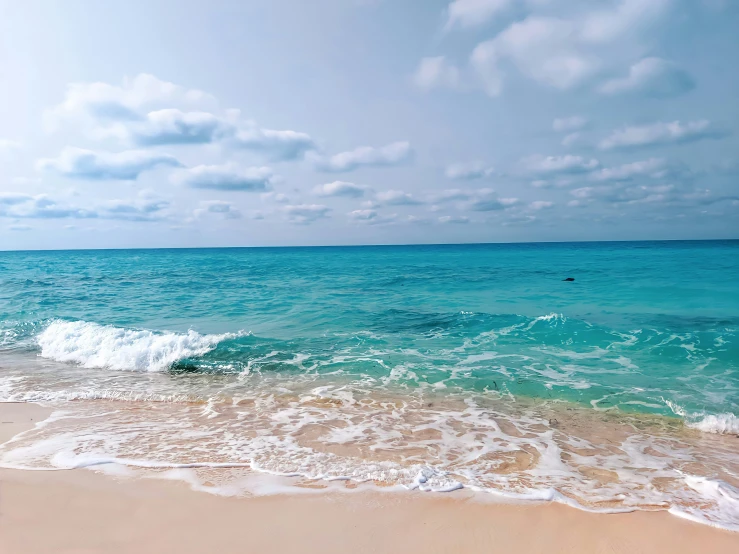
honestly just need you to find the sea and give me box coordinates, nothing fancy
[1,241,738,530]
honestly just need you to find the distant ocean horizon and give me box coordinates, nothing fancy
[1,240,738,529]
[3,237,739,253]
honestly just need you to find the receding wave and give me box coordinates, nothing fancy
[37,320,240,372]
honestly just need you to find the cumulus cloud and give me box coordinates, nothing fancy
[520,154,599,175]
[598,57,695,97]
[568,177,739,209]
[0,139,22,151]
[590,158,668,181]
[97,197,171,221]
[438,215,471,224]
[109,110,315,160]
[376,190,423,205]
[313,181,371,198]
[282,204,331,224]
[193,200,242,220]
[470,0,672,95]
[261,191,290,203]
[433,189,475,202]
[561,133,582,147]
[599,120,724,150]
[228,125,316,161]
[467,189,520,211]
[431,188,520,213]
[47,73,214,128]
[113,109,226,146]
[313,141,412,173]
[0,191,169,222]
[47,75,316,161]
[445,0,514,30]
[348,209,398,225]
[413,57,460,90]
[171,164,275,191]
[37,147,181,180]
[553,116,588,133]
[529,200,554,210]
[445,162,495,180]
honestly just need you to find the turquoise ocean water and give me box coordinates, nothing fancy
[1,241,738,528]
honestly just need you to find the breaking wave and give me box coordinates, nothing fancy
[37,320,240,372]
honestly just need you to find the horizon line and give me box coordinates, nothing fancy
[1,237,738,254]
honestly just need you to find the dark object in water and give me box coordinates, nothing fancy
[562,277,575,282]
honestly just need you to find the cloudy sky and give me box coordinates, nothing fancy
[1,0,738,249]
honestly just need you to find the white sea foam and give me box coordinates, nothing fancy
[689,413,739,435]
[37,320,239,372]
[669,476,739,532]
[663,398,739,436]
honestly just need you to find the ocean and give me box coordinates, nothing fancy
[1,241,738,529]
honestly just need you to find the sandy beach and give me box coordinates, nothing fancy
[1,403,737,554]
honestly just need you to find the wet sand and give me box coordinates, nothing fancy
[1,402,738,554]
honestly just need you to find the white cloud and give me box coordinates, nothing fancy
[47,73,214,129]
[438,215,471,224]
[467,189,520,211]
[261,191,290,203]
[313,181,371,198]
[110,110,315,160]
[590,158,667,181]
[445,162,495,180]
[112,109,226,145]
[8,224,32,232]
[433,189,474,202]
[97,196,171,221]
[37,147,181,180]
[445,0,513,30]
[471,17,600,95]
[193,200,242,220]
[0,194,94,219]
[376,190,423,205]
[599,120,722,150]
[552,116,588,133]
[313,141,412,172]
[529,200,554,210]
[229,125,316,161]
[520,154,599,175]
[598,57,695,97]
[579,0,672,44]
[561,133,581,147]
[0,139,22,151]
[413,57,460,90]
[469,0,672,95]
[171,164,275,191]
[0,191,169,222]
[47,75,316,161]
[348,209,397,225]
[282,204,331,224]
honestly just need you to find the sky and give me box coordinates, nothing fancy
[1,0,738,250]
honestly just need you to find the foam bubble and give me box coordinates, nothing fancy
[688,413,739,435]
[37,320,239,372]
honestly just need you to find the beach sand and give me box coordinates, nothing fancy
[1,403,738,554]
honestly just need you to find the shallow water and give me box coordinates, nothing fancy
[1,242,738,529]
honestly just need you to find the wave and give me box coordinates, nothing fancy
[37,320,240,372]
[663,398,739,436]
[689,413,739,435]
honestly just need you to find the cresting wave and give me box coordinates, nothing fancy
[663,399,739,436]
[37,320,241,372]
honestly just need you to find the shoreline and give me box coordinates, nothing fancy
[2,402,739,553]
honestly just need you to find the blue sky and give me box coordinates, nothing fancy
[1,0,738,249]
